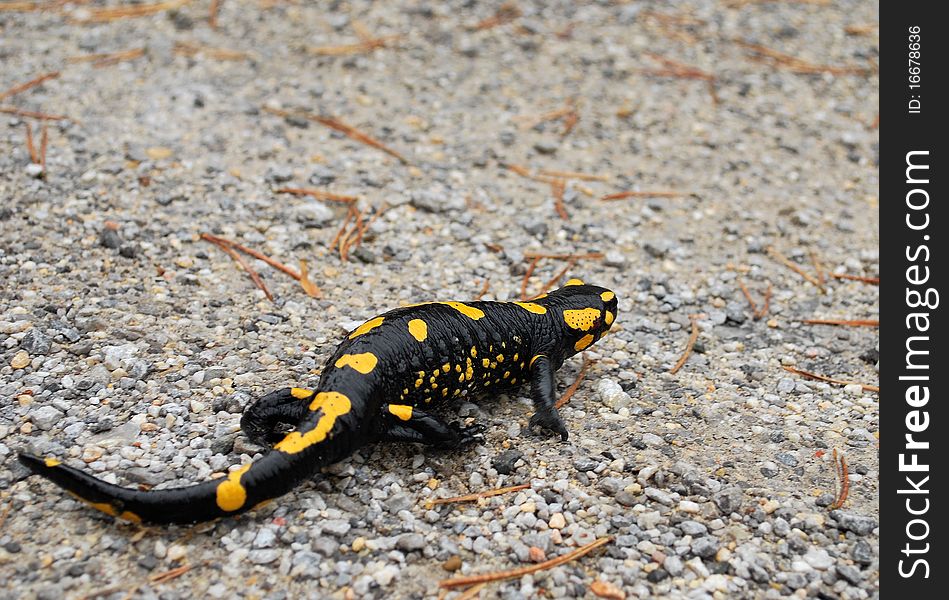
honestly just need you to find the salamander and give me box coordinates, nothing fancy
[18,281,618,524]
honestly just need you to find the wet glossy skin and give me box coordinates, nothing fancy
[18,281,618,524]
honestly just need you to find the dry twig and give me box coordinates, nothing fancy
[474,279,490,301]
[734,39,869,75]
[0,106,70,121]
[39,123,48,172]
[68,48,147,68]
[537,169,610,182]
[208,0,220,28]
[24,122,39,164]
[767,247,825,292]
[263,106,409,164]
[275,187,358,204]
[174,41,248,61]
[556,356,597,409]
[75,0,192,23]
[670,314,702,374]
[802,319,878,327]
[428,483,529,506]
[0,70,60,101]
[439,537,612,589]
[601,190,686,200]
[149,563,194,584]
[830,272,879,285]
[202,235,273,301]
[639,53,718,104]
[829,449,850,510]
[782,366,879,393]
[471,2,521,31]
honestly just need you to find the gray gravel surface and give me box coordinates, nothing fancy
[1,1,878,599]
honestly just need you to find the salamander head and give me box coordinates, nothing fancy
[538,280,618,355]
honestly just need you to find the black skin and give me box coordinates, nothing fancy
[18,283,618,524]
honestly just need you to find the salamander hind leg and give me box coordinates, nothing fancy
[241,387,314,447]
[381,404,486,449]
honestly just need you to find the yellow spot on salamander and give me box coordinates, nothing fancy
[335,352,378,374]
[458,373,465,382]
[503,371,510,378]
[348,316,384,339]
[482,359,490,368]
[81,498,142,523]
[575,334,595,351]
[511,378,517,384]
[440,302,485,320]
[442,363,451,373]
[490,361,497,369]
[44,457,61,468]
[415,378,423,388]
[291,387,314,399]
[274,392,352,454]
[408,319,428,342]
[455,364,462,372]
[513,353,519,361]
[470,346,478,358]
[565,278,584,286]
[564,308,601,331]
[442,388,448,397]
[216,463,252,512]
[496,354,504,362]
[388,405,413,421]
[601,291,615,302]
[530,355,544,368]
[513,301,547,315]
[605,310,615,325]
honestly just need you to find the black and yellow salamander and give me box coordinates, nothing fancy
[18,281,618,524]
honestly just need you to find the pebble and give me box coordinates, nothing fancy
[831,511,877,536]
[20,329,51,355]
[29,406,64,430]
[11,351,30,369]
[492,448,523,474]
[803,548,835,570]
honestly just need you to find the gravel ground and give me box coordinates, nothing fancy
[1,1,879,599]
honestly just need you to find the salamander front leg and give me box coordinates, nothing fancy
[240,387,314,447]
[527,355,568,441]
[381,405,486,449]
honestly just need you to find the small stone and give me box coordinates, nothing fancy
[851,539,874,564]
[11,351,30,369]
[166,544,187,562]
[803,548,835,570]
[713,487,744,514]
[548,513,566,529]
[248,549,280,565]
[492,449,523,475]
[373,565,399,586]
[691,537,719,558]
[533,139,558,155]
[831,510,877,536]
[253,528,277,548]
[30,406,64,430]
[837,564,863,584]
[21,329,51,355]
[100,227,122,249]
[396,533,425,552]
[528,546,546,562]
[679,520,708,536]
[385,493,412,513]
[442,556,462,571]
[678,500,701,513]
